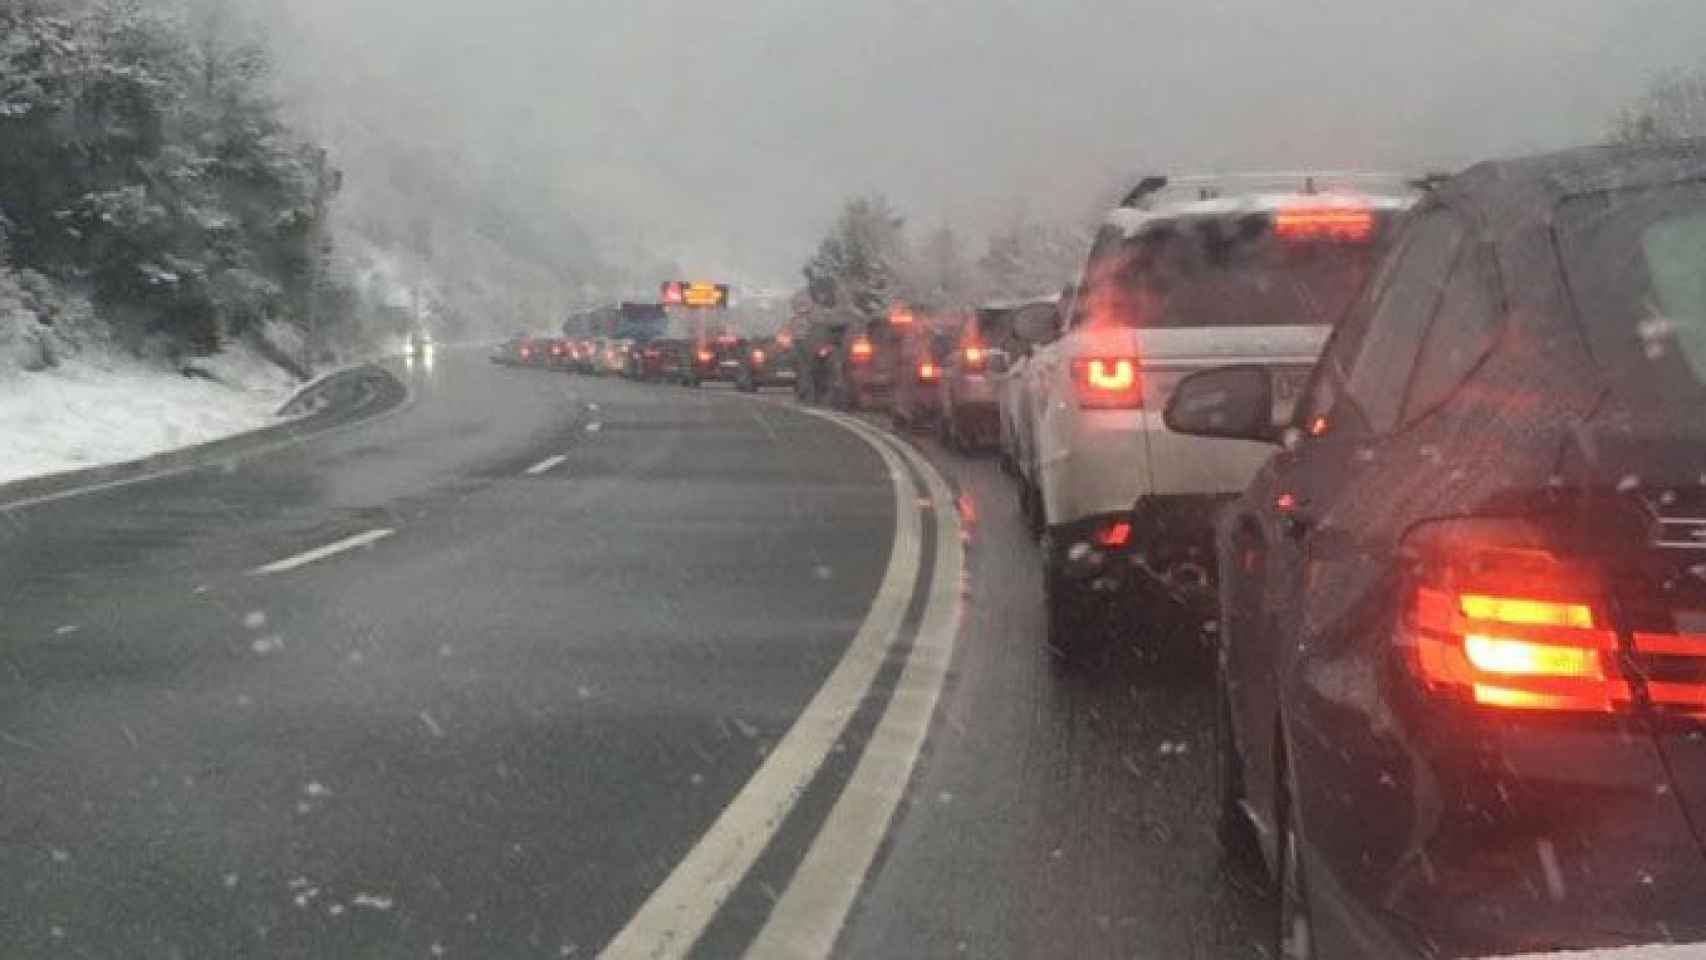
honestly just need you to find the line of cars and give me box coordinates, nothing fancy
[492,330,801,391]
[977,146,1706,960]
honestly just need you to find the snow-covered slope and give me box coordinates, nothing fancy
[0,345,300,486]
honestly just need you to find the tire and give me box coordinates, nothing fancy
[1042,535,1092,662]
[1021,479,1045,540]
[1275,756,1316,960]
[1216,675,1264,869]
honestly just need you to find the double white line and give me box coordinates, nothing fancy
[599,405,964,960]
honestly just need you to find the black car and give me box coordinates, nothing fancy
[1165,141,1706,959]
[735,336,798,392]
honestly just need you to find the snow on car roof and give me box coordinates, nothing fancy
[1106,190,1415,240]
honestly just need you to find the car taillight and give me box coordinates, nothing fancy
[777,334,793,348]
[917,360,940,382]
[1397,517,1630,713]
[752,349,766,365]
[850,336,874,363]
[963,346,987,373]
[697,350,714,363]
[1274,204,1375,244]
[1069,357,1141,409]
[520,346,531,359]
[1095,520,1131,548]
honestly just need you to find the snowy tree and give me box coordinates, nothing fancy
[909,224,975,310]
[1611,63,1706,143]
[0,0,336,359]
[978,214,1087,303]
[803,195,908,322]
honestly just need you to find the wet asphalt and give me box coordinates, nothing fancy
[0,347,1272,958]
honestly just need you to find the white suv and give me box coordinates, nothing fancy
[1013,173,1417,656]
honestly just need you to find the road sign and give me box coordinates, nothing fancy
[661,281,730,309]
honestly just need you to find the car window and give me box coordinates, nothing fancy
[1292,213,1420,433]
[1558,183,1706,403]
[1068,226,1124,328]
[1080,208,1396,330]
[1341,210,1465,434]
[1400,241,1501,424]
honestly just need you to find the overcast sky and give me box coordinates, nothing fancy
[269,0,1706,288]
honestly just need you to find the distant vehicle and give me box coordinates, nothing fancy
[492,334,542,366]
[407,330,435,357]
[889,320,956,430]
[687,335,747,386]
[628,338,689,382]
[997,297,1065,477]
[794,324,846,403]
[1015,172,1415,656]
[735,335,799,392]
[825,314,907,412]
[544,337,573,369]
[942,300,1053,452]
[601,338,633,376]
[1170,142,1706,960]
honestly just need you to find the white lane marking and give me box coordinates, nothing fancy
[525,454,568,476]
[597,409,925,960]
[744,419,963,959]
[249,528,394,575]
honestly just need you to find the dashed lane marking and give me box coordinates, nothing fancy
[524,454,568,475]
[249,528,395,576]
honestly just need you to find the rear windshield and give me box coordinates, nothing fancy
[1559,182,1706,399]
[1084,208,1396,329]
[974,308,1014,343]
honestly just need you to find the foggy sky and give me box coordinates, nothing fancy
[270,0,1706,288]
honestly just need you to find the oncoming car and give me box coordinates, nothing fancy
[1167,141,1706,960]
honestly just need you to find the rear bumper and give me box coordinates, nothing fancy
[1045,494,1233,602]
[1296,713,1706,959]
[750,367,798,386]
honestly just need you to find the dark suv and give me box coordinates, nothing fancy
[1167,141,1706,959]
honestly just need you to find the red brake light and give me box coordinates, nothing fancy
[1398,518,1629,713]
[520,346,531,359]
[752,349,766,365]
[917,360,939,382]
[850,336,874,362]
[1095,520,1131,548]
[1069,357,1141,409]
[963,346,986,372]
[889,305,914,326]
[777,333,793,348]
[1274,204,1375,243]
[696,349,714,363]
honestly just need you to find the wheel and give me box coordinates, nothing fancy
[1215,674,1264,869]
[1020,478,1045,540]
[1042,549,1091,662]
[1275,758,1316,960]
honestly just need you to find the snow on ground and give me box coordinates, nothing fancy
[1486,945,1706,959]
[0,343,300,486]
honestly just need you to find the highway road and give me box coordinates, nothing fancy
[0,347,1270,958]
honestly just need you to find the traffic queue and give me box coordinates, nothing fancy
[490,142,1706,960]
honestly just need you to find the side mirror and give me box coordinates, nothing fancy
[1163,365,1282,444]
